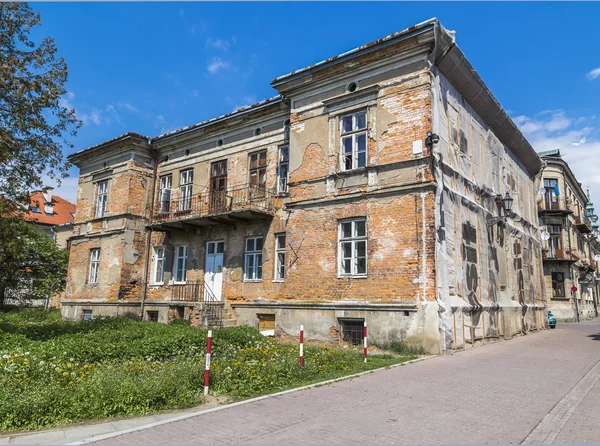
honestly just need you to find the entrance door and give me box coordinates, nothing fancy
[204,241,224,301]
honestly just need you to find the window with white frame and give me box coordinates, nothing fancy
[340,111,367,171]
[151,246,165,285]
[275,233,286,281]
[95,180,108,218]
[88,248,101,284]
[158,174,172,213]
[338,218,367,277]
[244,236,263,281]
[277,146,289,194]
[173,245,188,283]
[179,169,193,211]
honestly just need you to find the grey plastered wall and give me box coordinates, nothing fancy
[431,68,546,351]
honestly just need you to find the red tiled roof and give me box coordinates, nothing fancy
[24,192,76,226]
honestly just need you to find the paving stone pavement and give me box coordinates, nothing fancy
[86,321,600,445]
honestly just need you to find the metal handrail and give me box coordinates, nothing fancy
[153,183,275,223]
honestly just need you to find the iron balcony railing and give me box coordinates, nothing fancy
[538,192,571,213]
[170,280,224,328]
[153,183,275,224]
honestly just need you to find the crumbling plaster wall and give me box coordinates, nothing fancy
[432,68,546,351]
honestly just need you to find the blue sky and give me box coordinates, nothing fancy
[32,2,600,205]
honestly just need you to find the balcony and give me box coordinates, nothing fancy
[171,280,224,328]
[574,214,592,234]
[538,192,572,215]
[542,248,577,263]
[151,184,275,230]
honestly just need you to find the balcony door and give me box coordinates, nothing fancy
[209,160,227,214]
[544,179,559,210]
[204,241,224,301]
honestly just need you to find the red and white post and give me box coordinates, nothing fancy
[363,321,368,363]
[299,325,304,368]
[204,330,212,395]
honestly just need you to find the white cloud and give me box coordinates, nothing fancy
[118,101,140,113]
[514,110,600,204]
[192,90,200,98]
[154,114,181,135]
[232,95,257,111]
[207,57,231,75]
[206,37,232,51]
[586,67,600,81]
[40,175,79,205]
[59,91,76,111]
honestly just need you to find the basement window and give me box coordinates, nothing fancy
[339,318,364,346]
[82,310,93,321]
[147,311,159,323]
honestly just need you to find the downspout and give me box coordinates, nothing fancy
[566,218,579,322]
[140,141,159,320]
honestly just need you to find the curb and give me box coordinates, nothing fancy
[68,355,435,445]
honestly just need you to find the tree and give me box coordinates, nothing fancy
[0,217,69,309]
[0,3,80,209]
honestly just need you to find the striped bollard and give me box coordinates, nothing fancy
[204,330,212,395]
[363,321,368,363]
[299,325,304,368]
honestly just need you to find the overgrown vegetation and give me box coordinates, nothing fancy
[0,310,418,432]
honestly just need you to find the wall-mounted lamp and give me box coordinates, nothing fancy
[425,131,440,148]
[487,192,514,226]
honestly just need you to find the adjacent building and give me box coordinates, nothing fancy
[25,188,76,249]
[538,150,599,322]
[62,19,547,353]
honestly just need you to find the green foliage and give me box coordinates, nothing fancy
[0,310,415,432]
[0,3,80,203]
[0,218,69,309]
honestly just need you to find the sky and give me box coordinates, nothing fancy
[31,2,600,208]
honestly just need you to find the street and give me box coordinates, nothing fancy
[94,321,600,445]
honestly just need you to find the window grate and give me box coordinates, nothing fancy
[339,319,364,346]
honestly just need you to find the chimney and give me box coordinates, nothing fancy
[43,187,54,215]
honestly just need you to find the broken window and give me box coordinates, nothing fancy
[552,272,565,297]
[88,248,101,284]
[338,218,367,277]
[152,246,165,285]
[179,169,193,212]
[275,233,286,281]
[258,314,275,335]
[158,174,172,214]
[147,310,159,322]
[95,180,108,218]
[173,245,188,283]
[244,236,263,281]
[277,145,289,194]
[339,318,364,345]
[340,111,367,171]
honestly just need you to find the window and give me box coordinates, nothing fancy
[548,224,562,258]
[544,178,558,209]
[158,174,172,214]
[82,310,93,321]
[339,319,364,345]
[210,160,228,213]
[88,248,101,284]
[173,245,188,283]
[338,218,367,277]
[179,169,193,212]
[249,151,267,196]
[552,272,565,297]
[152,247,165,285]
[95,180,108,218]
[277,146,289,194]
[244,236,263,281]
[30,206,41,213]
[147,311,159,322]
[340,111,367,171]
[258,314,275,335]
[275,233,286,281]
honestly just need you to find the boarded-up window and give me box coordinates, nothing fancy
[258,314,275,335]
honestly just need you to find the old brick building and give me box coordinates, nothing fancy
[538,150,600,322]
[63,19,546,352]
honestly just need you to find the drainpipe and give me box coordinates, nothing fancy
[140,143,159,320]
[566,218,579,322]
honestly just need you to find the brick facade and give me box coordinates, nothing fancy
[62,19,550,353]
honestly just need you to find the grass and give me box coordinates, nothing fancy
[0,308,418,432]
